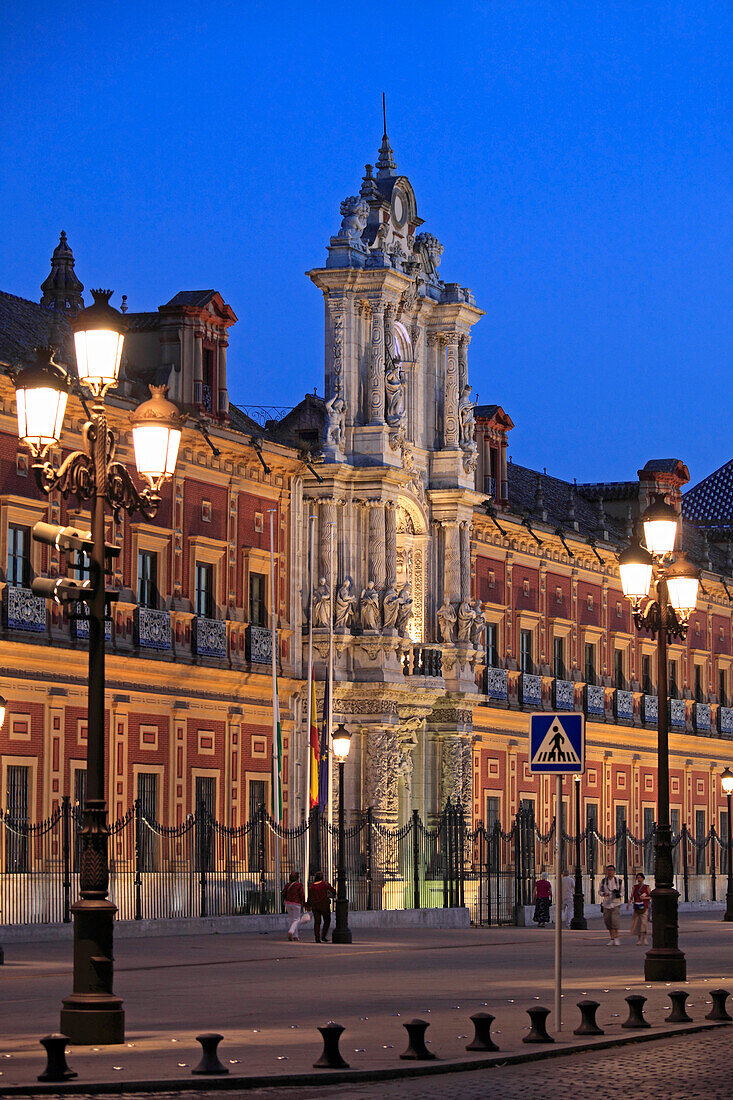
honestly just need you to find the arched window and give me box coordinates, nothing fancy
[393,321,412,363]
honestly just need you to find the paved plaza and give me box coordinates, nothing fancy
[1,912,732,1096]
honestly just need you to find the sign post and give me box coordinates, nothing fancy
[529,712,585,1033]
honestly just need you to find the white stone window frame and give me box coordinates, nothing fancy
[130,523,173,610]
[1,495,48,584]
[189,535,226,621]
[243,546,276,628]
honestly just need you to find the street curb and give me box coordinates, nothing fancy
[0,1020,728,1096]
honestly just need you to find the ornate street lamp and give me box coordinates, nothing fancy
[14,292,184,1043]
[570,773,587,929]
[619,493,700,982]
[331,723,353,944]
[721,768,733,923]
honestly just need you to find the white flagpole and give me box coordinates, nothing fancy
[304,512,316,885]
[269,509,280,901]
[327,519,335,884]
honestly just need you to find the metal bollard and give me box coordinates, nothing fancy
[400,1018,436,1060]
[665,991,692,1024]
[522,1006,554,1044]
[313,1022,349,1069]
[465,1012,499,1052]
[573,1000,604,1036]
[192,1033,229,1075]
[706,989,732,1022]
[38,1034,77,1083]
[622,995,650,1029]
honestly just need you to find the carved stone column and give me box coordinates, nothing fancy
[368,304,385,425]
[444,522,461,605]
[443,334,460,449]
[461,736,473,816]
[368,502,386,590]
[441,734,473,812]
[385,501,397,588]
[365,727,401,827]
[460,520,472,602]
[458,334,468,392]
[320,498,337,586]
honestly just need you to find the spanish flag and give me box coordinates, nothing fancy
[309,671,319,809]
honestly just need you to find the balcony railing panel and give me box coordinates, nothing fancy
[614,689,634,722]
[135,608,172,651]
[553,679,574,710]
[719,706,733,736]
[693,702,711,732]
[670,698,686,728]
[193,617,227,659]
[484,667,508,701]
[584,684,604,717]
[4,585,46,633]
[643,694,658,725]
[246,624,272,665]
[518,672,541,708]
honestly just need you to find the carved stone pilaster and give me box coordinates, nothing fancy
[320,498,338,586]
[364,727,400,825]
[444,335,460,448]
[458,334,469,391]
[444,522,460,605]
[461,737,473,814]
[460,520,472,602]
[368,502,386,590]
[384,303,395,361]
[385,501,397,587]
[369,304,385,425]
[441,734,472,811]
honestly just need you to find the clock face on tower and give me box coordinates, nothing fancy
[391,188,407,229]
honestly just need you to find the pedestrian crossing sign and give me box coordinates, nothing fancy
[529,713,585,774]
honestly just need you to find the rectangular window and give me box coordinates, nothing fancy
[553,636,565,680]
[248,778,267,870]
[485,622,499,668]
[643,807,655,874]
[520,629,532,674]
[615,805,627,875]
[584,642,596,686]
[642,655,653,695]
[7,524,31,588]
[137,772,158,872]
[668,660,678,699]
[614,649,625,690]
[485,795,500,832]
[195,775,216,872]
[195,561,214,619]
[5,764,29,872]
[696,809,706,875]
[720,669,728,707]
[202,347,215,413]
[249,572,267,627]
[694,665,703,704]
[137,550,158,610]
[519,797,535,825]
[585,803,598,877]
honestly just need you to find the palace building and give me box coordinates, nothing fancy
[1,128,732,857]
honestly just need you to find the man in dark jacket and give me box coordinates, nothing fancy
[307,871,336,943]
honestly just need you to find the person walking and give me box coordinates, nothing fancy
[532,870,552,927]
[561,868,574,928]
[599,862,623,945]
[282,870,307,941]
[627,871,651,944]
[307,871,336,943]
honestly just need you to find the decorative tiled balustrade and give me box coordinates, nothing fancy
[719,707,733,736]
[518,673,541,707]
[484,667,508,701]
[245,623,272,665]
[670,698,686,728]
[643,694,658,725]
[553,679,574,710]
[193,617,227,659]
[134,608,171,651]
[614,689,634,721]
[71,614,112,642]
[4,585,46,633]
[693,702,711,732]
[584,684,604,717]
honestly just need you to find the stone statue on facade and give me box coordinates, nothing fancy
[336,196,369,248]
[470,599,486,649]
[396,582,413,637]
[359,581,380,632]
[313,577,331,627]
[382,583,400,630]
[384,357,405,428]
[457,599,475,643]
[334,579,356,630]
[324,391,346,451]
[437,600,457,643]
[414,231,444,283]
[459,384,476,449]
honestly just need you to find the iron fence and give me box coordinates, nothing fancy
[0,800,729,927]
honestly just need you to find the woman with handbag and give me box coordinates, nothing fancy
[599,863,623,945]
[627,872,651,944]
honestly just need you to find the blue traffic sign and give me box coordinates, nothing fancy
[529,713,585,774]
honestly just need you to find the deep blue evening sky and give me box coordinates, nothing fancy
[2,2,730,485]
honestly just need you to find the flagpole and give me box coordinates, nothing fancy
[269,509,280,903]
[327,519,335,884]
[304,512,316,883]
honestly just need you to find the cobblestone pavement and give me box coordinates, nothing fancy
[26,1027,733,1100]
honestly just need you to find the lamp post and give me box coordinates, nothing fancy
[14,292,184,1043]
[619,493,700,982]
[331,722,353,944]
[721,768,733,923]
[0,694,7,965]
[570,773,587,929]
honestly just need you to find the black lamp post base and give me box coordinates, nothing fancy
[60,998,125,1046]
[644,948,686,983]
[723,892,733,922]
[61,899,125,1044]
[644,884,686,982]
[570,915,588,930]
[332,899,352,944]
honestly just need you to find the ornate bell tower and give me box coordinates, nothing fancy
[40,231,84,315]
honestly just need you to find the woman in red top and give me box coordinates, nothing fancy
[532,870,552,927]
[627,872,651,944]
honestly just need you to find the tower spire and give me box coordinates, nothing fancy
[40,231,84,315]
[376,92,396,178]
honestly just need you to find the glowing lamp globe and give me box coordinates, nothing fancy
[0,694,6,729]
[130,385,185,489]
[618,540,653,603]
[665,552,700,619]
[14,347,70,455]
[721,768,733,797]
[73,289,126,395]
[332,723,352,762]
[641,493,679,558]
